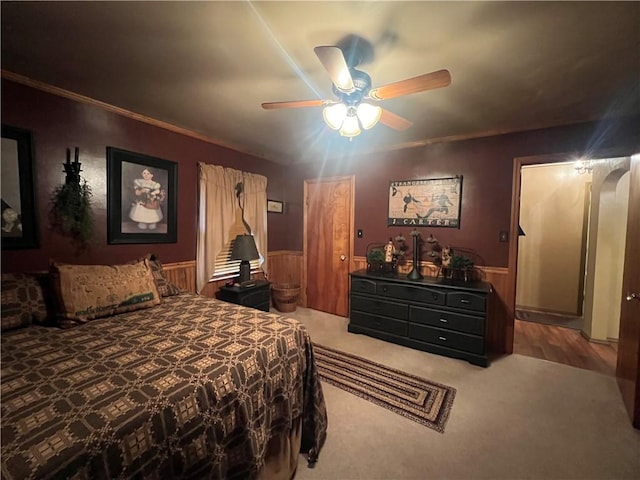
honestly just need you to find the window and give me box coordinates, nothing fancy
[211,236,262,281]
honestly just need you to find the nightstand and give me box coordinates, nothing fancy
[216,280,271,312]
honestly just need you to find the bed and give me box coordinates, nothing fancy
[1,258,327,479]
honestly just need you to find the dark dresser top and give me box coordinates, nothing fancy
[350,269,492,294]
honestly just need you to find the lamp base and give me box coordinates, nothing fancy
[238,260,251,283]
[407,267,423,281]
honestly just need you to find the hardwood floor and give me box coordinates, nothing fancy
[514,319,618,376]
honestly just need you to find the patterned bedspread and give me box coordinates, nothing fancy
[1,294,327,479]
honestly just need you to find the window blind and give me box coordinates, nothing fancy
[211,237,261,281]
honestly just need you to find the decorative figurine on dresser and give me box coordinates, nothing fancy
[349,231,491,367]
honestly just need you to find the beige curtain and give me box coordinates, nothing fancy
[196,163,267,293]
[241,171,268,276]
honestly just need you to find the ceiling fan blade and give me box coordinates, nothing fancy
[367,69,451,100]
[379,108,413,131]
[314,46,355,93]
[262,99,331,110]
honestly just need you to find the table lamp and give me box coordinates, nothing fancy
[231,234,259,283]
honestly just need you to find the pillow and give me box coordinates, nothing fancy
[147,254,182,297]
[50,258,161,328]
[1,272,50,331]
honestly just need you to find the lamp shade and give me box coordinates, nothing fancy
[231,234,259,261]
[231,234,259,283]
[356,103,382,130]
[323,103,347,130]
[339,110,361,137]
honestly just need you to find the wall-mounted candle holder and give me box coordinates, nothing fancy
[50,147,94,247]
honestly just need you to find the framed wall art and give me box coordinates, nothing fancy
[1,125,39,249]
[267,199,284,213]
[388,176,463,228]
[107,147,177,244]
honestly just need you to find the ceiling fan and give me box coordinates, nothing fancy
[261,45,451,138]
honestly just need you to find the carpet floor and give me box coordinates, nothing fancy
[313,343,456,433]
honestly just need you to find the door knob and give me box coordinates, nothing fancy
[627,292,640,301]
[340,255,347,261]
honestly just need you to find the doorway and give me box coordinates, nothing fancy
[513,157,631,376]
[515,162,591,331]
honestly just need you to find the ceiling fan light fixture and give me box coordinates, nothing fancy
[356,102,382,130]
[323,103,347,130]
[339,109,361,137]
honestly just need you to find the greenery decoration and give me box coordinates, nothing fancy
[367,248,385,263]
[450,254,474,269]
[49,147,94,246]
[50,179,94,245]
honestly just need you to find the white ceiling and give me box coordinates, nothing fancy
[2,1,639,165]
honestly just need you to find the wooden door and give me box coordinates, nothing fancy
[303,177,354,317]
[617,155,640,428]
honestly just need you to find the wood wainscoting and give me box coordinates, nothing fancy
[168,251,303,303]
[267,250,303,287]
[163,261,197,293]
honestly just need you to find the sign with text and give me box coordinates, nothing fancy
[388,177,462,228]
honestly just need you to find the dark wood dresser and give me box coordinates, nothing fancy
[349,269,491,367]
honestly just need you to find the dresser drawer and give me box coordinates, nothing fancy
[351,278,377,295]
[446,291,486,312]
[377,282,446,306]
[351,295,408,320]
[350,311,408,337]
[409,306,485,336]
[408,324,484,355]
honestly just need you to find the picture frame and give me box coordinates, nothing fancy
[267,199,284,214]
[107,147,177,244]
[388,176,463,228]
[1,125,39,249]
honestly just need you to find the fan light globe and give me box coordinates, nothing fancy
[356,103,382,130]
[339,110,361,137]
[323,103,347,130]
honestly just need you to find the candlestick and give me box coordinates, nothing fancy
[407,230,423,280]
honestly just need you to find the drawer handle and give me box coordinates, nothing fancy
[432,294,439,300]
[460,299,471,304]
[438,336,447,341]
[439,318,448,323]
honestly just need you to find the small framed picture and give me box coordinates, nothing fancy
[267,199,284,214]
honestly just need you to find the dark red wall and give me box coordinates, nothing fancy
[3,79,639,272]
[291,117,640,267]
[1,79,295,272]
